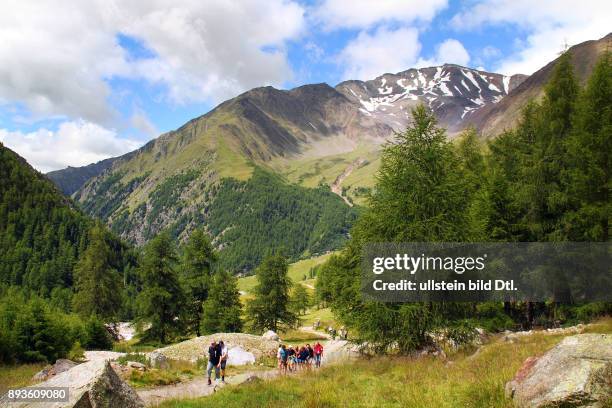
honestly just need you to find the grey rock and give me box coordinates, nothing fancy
[148,351,169,369]
[506,333,612,407]
[262,330,280,341]
[32,359,78,382]
[127,361,147,371]
[10,359,144,407]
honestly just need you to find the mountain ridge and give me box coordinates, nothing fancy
[48,63,518,193]
[43,34,610,260]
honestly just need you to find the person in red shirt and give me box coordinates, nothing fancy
[313,342,323,368]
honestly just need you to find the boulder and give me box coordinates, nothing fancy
[127,361,147,371]
[148,351,169,369]
[505,333,612,407]
[227,346,256,366]
[32,359,78,382]
[11,359,144,407]
[262,330,280,341]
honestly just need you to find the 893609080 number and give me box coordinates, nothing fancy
[2,387,69,403]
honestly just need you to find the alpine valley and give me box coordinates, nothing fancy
[45,33,611,272]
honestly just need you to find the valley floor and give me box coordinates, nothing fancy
[155,318,612,408]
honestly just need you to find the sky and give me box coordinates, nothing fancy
[0,0,610,172]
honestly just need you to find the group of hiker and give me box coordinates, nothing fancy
[277,342,324,373]
[206,339,326,384]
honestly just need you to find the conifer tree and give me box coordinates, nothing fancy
[72,225,122,320]
[318,106,475,352]
[136,232,184,343]
[181,228,217,335]
[527,51,579,240]
[291,284,310,315]
[247,254,297,332]
[200,270,243,334]
[564,51,611,241]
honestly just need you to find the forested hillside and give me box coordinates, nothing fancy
[207,169,357,271]
[0,144,135,363]
[0,144,130,294]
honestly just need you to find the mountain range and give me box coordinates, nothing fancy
[44,33,610,270]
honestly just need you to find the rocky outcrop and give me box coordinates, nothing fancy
[10,359,143,408]
[505,333,612,407]
[31,359,78,382]
[154,333,279,362]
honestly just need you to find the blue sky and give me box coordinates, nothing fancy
[0,0,610,172]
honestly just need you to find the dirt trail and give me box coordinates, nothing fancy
[330,158,366,206]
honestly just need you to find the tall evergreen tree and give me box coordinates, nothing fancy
[318,107,475,352]
[181,228,217,335]
[527,51,579,240]
[564,51,611,241]
[247,254,297,332]
[357,105,472,243]
[455,127,488,240]
[72,225,122,320]
[136,232,184,343]
[291,284,310,315]
[200,270,243,334]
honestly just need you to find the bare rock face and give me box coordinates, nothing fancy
[11,359,144,408]
[505,333,612,407]
[32,359,78,382]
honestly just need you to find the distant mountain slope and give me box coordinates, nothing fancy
[336,64,526,134]
[47,156,119,195]
[71,84,367,268]
[468,33,612,136]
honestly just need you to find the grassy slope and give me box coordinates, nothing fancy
[158,318,612,408]
[271,144,381,206]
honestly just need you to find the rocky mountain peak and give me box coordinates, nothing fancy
[336,64,526,134]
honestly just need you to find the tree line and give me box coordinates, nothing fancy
[316,51,611,353]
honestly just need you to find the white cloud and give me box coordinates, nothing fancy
[451,0,612,74]
[121,0,305,104]
[130,109,158,138]
[417,38,470,67]
[313,0,447,30]
[0,0,305,124]
[338,27,422,80]
[0,120,142,172]
[338,31,471,80]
